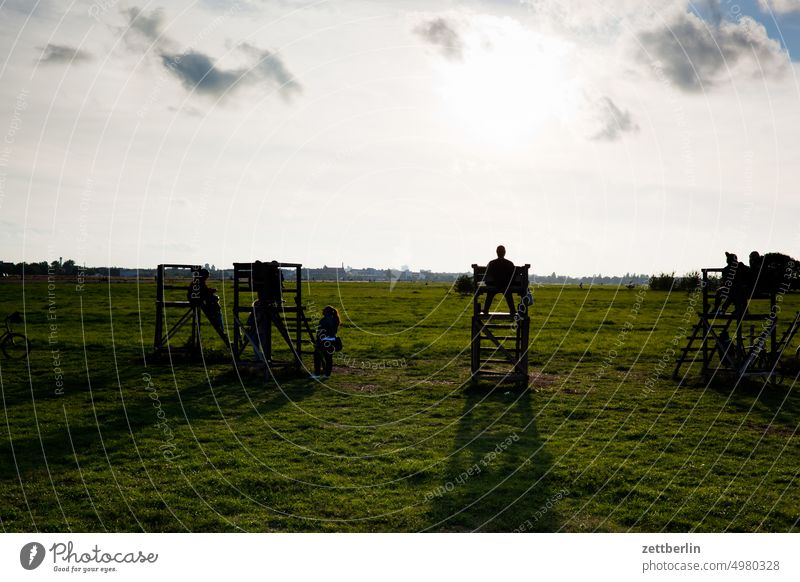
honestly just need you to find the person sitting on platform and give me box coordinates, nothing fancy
[187,268,229,345]
[311,306,341,380]
[482,245,516,315]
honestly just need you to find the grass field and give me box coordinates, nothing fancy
[0,277,798,532]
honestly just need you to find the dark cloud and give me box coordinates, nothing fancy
[239,42,302,99]
[161,52,239,96]
[124,6,167,44]
[38,44,92,65]
[414,17,464,61]
[161,46,301,100]
[638,11,788,92]
[122,6,301,100]
[593,97,639,141]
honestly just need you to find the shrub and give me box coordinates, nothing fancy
[648,272,675,291]
[677,271,701,292]
[454,274,474,296]
[649,271,702,292]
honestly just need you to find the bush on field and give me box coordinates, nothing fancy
[648,271,701,292]
[454,274,474,296]
[648,273,674,291]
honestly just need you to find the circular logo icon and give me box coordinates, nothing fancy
[20,542,46,570]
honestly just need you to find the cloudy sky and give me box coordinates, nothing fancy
[1,0,799,275]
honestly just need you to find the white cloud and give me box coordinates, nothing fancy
[758,0,800,15]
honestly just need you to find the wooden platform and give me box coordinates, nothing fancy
[231,261,316,372]
[470,264,532,385]
[673,267,800,384]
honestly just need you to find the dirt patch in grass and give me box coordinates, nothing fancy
[529,370,559,389]
[349,383,381,393]
[750,423,797,438]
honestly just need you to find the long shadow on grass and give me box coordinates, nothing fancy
[425,385,561,532]
[703,373,800,431]
[170,368,316,422]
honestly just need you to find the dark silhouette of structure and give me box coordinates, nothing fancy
[154,264,229,355]
[482,245,516,315]
[187,268,229,342]
[749,251,800,295]
[471,258,532,385]
[231,261,315,374]
[711,252,750,317]
[673,265,800,384]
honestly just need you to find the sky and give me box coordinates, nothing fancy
[1,0,800,275]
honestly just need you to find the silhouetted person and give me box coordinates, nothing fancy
[712,252,750,318]
[188,268,229,344]
[749,251,763,273]
[482,245,516,315]
[312,305,340,379]
[252,260,284,305]
[245,299,269,362]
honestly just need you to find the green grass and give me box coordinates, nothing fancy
[0,278,798,532]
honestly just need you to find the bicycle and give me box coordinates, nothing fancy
[1,311,30,359]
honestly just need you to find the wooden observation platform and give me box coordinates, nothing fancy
[231,261,316,373]
[673,268,800,384]
[154,264,229,355]
[470,263,533,385]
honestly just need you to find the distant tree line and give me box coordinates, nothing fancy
[0,259,219,278]
[0,259,89,276]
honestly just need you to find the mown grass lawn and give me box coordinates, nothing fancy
[0,278,798,532]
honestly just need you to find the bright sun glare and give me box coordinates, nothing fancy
[437,20,576,144]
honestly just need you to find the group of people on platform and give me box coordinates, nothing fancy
[712,250,796,318]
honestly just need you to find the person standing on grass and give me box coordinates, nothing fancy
[483,245,516,315]
[312,305,341,379]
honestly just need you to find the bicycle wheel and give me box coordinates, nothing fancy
[2,333,30,360]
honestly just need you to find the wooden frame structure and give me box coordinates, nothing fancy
[673,268,800,383]
[470,263,532,385]
[154,264,203,354]
[231,261,316,373]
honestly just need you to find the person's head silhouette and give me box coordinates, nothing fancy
[496,245,506,258]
